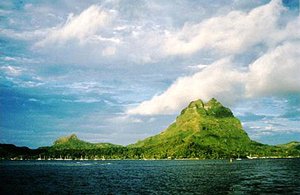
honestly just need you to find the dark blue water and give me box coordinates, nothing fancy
[1,159,300,194]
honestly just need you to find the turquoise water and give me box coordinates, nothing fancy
[1,159,300,194]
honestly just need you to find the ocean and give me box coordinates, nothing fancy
[1,159,299,194]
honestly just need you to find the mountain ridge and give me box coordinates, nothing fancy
[1,98,300,160]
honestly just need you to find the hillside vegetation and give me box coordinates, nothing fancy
[1,98,299,160]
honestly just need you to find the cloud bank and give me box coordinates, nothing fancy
[128,40,300,115]
[162,0,291,56]
[7,0,297,65]
[127,0,300,115]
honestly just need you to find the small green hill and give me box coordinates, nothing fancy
[52,134,121,150]
[277,141,300,151]
[0,144,46,160]
[130,98,270,159]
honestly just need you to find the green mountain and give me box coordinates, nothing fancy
[129,98,297,159]
[42,134,126,159]
[277,141,300,152]
[52,134,121,150]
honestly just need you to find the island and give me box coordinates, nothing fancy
[1,98,300,160]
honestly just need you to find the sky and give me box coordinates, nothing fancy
[0,0,299,148]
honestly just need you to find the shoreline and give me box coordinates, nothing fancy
[2,156,300,161]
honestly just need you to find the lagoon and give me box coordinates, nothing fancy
[1,159,300,194]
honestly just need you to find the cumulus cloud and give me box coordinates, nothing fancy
[163,0,286,56]
[246,41,300,97]
[128,41,300,115]
[127,58,246,115]
[36,5,114,46]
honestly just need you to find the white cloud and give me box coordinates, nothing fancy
[246,41,300,97]
[244,116,300,140]
[3,57,17,61]
[91,35,121,44]
[1,56,40,64]
[18,81,45,88]
[62,98,102,103]
[28,98,39,102]
[102,46,116,56]
[0,66,24,76]
[36,5,114,46]
[0,28,50,41]
[163,0,286,56]
[187,64,209,70]
[128,41,300,115]
[127,58,246,115]
[107,114,143,124]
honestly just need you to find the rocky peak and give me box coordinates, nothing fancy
[181,98,233,118]
[69,134,78,140]
[54,134,78,145]
[204,98,220,108]
[188,99,205,109]
[205,98,233,118]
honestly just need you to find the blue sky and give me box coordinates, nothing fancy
[0,0,299,148]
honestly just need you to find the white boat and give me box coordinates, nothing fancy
[247,155,257,159]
